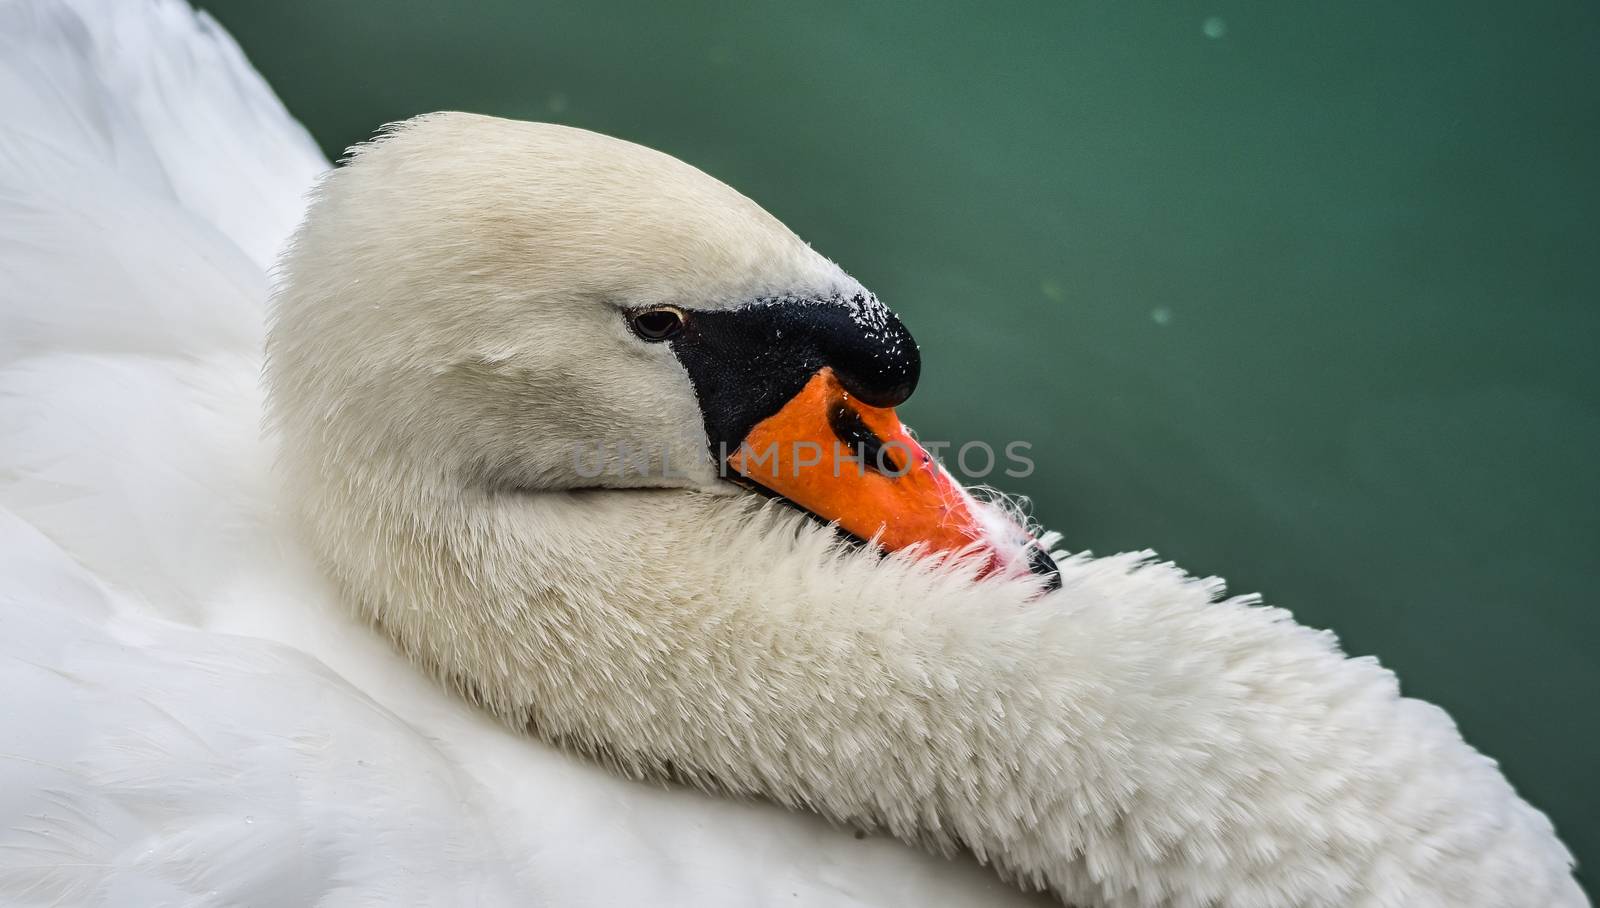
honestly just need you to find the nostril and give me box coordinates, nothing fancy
[827,401,905,475]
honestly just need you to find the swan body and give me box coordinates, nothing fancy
[0,2,1041,905]
[1,1,1586,906]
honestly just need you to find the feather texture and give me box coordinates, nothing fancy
[261,108,1587,907]
[0,1,1041,905]
[1,1,1587,906]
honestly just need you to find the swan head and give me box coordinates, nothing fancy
[268,112,1054,581]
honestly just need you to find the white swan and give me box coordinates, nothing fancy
[0,1,1585,906]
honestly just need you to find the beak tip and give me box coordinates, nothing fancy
[1026,545,1062,590]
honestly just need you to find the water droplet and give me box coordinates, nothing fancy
[1040,279,1065,302]
[546,91,570,114]
[1202,16,1227,39]
[1151,307,1173,326]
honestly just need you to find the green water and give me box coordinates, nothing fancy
[202,0,1600,886]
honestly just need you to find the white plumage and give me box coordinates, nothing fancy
[0,1,1585,906]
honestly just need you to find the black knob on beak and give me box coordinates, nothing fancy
[822,293,920,409]
[663,291,922,454]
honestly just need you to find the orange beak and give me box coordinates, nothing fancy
[727,368,1051,582]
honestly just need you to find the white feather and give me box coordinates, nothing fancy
[261,108,1586,907]
[0,1,1040,905]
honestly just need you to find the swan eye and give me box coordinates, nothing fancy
[630,306,686,342]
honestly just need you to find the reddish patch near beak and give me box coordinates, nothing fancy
[727,368,1049,581]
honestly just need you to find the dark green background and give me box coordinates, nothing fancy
[202,0,1599,888]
